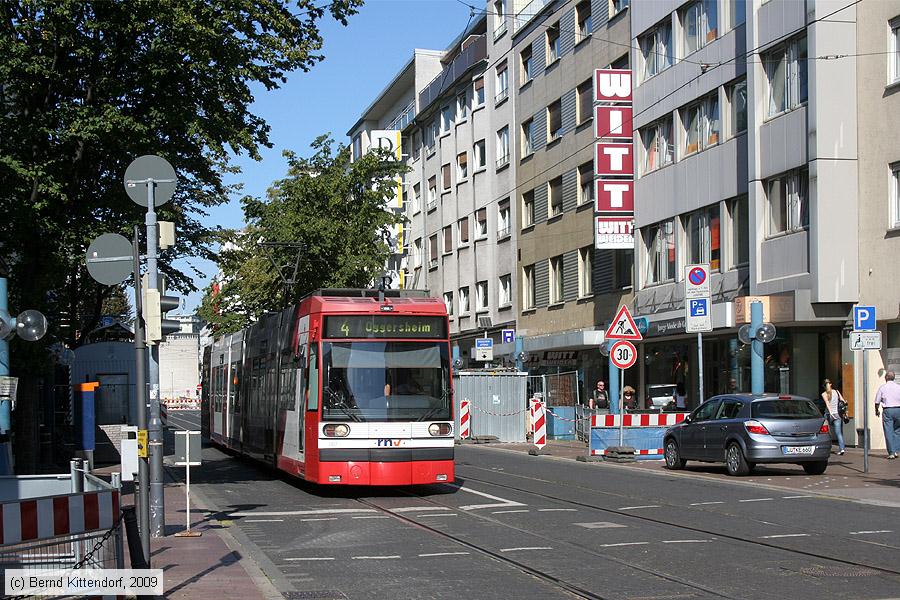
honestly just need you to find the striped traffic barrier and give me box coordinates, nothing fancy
[590,412,690,459]
[531,400,547,449]
[459,399,471,439]
[0,490,120,546]
[591,413,688,428]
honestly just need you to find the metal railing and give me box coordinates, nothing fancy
[418,35,487,111]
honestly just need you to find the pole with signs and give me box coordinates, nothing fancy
[606,306,641,447]
[685,265,712,405]
[852,305,878,473]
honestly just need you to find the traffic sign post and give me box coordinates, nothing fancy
[685,265,711,406]
[605,306,642,447]
[851,305,878,473]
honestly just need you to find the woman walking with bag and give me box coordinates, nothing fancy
[822,378,846,455]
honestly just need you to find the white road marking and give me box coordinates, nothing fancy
[391,506,453,514]
[352,555,401,560]
[618,505,660,510]
[575,522,628,529]
[419,552,470,557]
[689,501,725,506]
[782,495,814,499]
[499,547,552,552]
[600,542,649,548]
[759,534,810,539]
[492,510,530,515]
[850,530,892,535]
[739,498,774,503]
[283,557,334,561]
[300,518,338,522]
[231,508,377,517]
[538,508,578,512]
[456,485,526,510]
[352,516,390,520]
[662,539,713,544]
[245,519,284,523]
[418,513,458,518]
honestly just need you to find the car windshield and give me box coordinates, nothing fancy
[751,399,821,420]
[650,385,677,398]
[321,341,451,422]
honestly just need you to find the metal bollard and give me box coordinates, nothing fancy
[70,458,84,493]
[111,473,125,569]
[122,505,150,569]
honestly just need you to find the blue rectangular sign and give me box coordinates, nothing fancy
[501,329,515,344]
[689,298,709,317]
[853,305,876,331]
[475,338,493,348]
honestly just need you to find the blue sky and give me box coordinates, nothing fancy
[178,0,473,312]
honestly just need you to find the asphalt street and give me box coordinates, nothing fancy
[164,410,900,600]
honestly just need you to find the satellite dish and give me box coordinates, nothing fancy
[756,323,777,343]
[16,310,48,341]
[738,324,752,345]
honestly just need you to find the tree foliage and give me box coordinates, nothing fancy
[198,135,406,333]
[0,0,362,353]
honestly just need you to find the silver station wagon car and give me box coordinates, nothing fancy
[663,394,832,476]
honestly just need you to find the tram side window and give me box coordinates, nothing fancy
[307,345,319,411]
[279,352,298,411]
[231,362,241,413]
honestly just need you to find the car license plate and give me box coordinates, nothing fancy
[782,446,815,455]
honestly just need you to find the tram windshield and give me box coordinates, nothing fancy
[321,341,451,422]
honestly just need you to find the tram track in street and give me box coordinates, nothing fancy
[356,492,743,600]
[448,467,900,579]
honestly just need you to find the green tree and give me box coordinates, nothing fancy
[199,135,406,333]
[0,0,362,353]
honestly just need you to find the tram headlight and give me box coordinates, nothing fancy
[428,423,452,436]
[324,424,350,437]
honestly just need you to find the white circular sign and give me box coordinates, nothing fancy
[610,340,637,370]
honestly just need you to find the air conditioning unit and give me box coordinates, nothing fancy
[478,316,492,329]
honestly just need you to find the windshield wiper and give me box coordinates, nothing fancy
[324,387,361,422]
[417,388,452,421]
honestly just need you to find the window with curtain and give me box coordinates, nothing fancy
[459,287,470,314]
[766,168,809,235]
[727,78,747,136]
[456,152,468,180]
[681,0,718,56]
[474,140,486,169]
[578,247,592,297]
[473,77,485,107]
[476,281,489,311]
[498,200,511,237]
[428,235,438,267]
[427,176,437,208]
[644,219,676,285]
[641,117,674,173]
[523,265,535,310]
[457,217,469,247]
[456,91,467,120]
[549,176,563,216]
[547,99,562,141]
[442,226,452,253]
[495,61,509,103]
[441,164,451,190]
[576,2,592,42]
[521,118,534,156]
[577,79,593,124]
[681,93,719,157]
[639,20,672,81]
[496,126,510,168]
[730,196,749,267]
[475,208,488,238]
[520,45,533,85]
[546,22,561,63]
[522,190,535,227]
[578,162,594,205]
[685,205,721,270]
[499,274,512,306]
[443,292,454,316]
[441,105,453,133]
[765,36,807,117]
[549,256,564,303]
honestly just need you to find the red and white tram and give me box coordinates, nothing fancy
[203,289,455,485]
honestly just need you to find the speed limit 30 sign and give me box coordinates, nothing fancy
[610,340,637,370]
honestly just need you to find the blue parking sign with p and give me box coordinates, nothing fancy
[853,305,876,331]
[689,298,708,317]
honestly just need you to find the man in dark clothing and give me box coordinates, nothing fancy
[590,380,609,410]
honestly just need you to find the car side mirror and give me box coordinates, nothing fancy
[684,415,692,423]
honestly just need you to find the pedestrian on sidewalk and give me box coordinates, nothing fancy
[821,378,845,455]
[875,371,900,459]
[590,380,609,411]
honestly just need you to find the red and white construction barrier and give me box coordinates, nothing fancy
[0,490,120,546]
[459,399,471,439]
[591,413,688,428]
[531,399,547,449]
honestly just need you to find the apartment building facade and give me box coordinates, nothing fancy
[511,0,634,390]
[349,16,521,364]
[630,0,900,448]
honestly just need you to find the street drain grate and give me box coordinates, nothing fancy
[798,565,881,578]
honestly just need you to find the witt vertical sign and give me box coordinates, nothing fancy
[594,69,634,250]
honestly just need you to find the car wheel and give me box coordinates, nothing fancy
[802,461,828,475]
[664,438,686,470]
[725,443,751,476]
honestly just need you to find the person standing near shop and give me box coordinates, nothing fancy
[821,378,846,456]
[590,380,609,411]
[874,371,900,459]
[623,386,637,412]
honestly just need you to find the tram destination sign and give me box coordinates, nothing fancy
[324,315,447,339]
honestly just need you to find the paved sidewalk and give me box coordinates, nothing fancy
[96,465,280,599]
[472,439,900,505]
